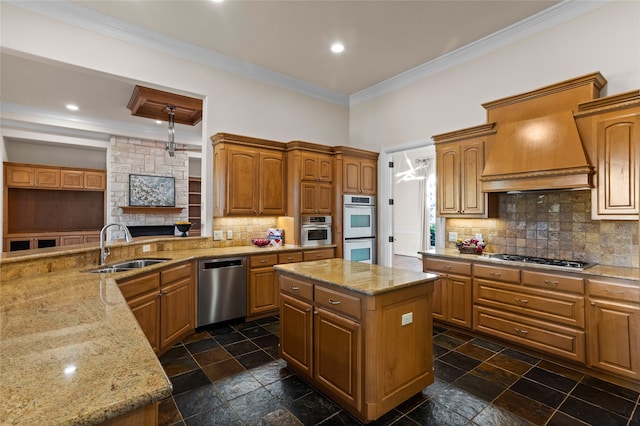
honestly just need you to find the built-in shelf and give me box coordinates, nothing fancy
[120,206,184,214]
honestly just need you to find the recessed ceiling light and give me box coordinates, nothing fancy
[331,43,345,54]
[65,104,79,111]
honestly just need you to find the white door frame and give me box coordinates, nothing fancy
[378,139,436,267]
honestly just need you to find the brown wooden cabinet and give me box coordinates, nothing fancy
[472,264,586,363]
[433,125,497,217]
[278,269,433,423]
[212,134,286,217]
[586,277,640,380]
[300,152,332,182]
[342,156,377,195]
[5,163,105,190]
[118,261,195,355]
[423,257,473,328]
[576,91,640,220]
[60,169,106,190]
[300,181,333,214]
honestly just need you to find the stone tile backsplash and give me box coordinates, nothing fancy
[446,190,639,268]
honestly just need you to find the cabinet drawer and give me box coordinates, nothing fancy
[250,254,278,268]
[588,278,640,303]
[474,306,585,363]
[303,248,334,261]
[315,285,361,320]
[280,274,313,303]
[118,272,160,300]
[424,258,471,276]
[278,251,303,264]
[473,264,520,284]
[161,262,191,285]
[522,270,584,294]
[474,280,585,328]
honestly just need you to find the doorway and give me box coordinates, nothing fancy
[388,145,437,270]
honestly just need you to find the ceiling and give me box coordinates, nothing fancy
[1,0,569,146]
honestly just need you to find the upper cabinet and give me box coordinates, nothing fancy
[5,163,105,191]
[576,91,640,220]
[287,141,334,217]
[334,146,378,195]
[433,124,497,218]
[212,133,286,217]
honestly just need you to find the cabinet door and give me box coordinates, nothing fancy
[129,291,161,353]
[317,183,333,214]
[314,307,361,411]
[437,145,460,215]
[35,168,60,188]
[84,171,106,190]
[248,267,279,316]
[317,154,333,182]
[280,293,313,379]
[5,166,35,187]
[359,158,377,195]
[459,141,484,215]
[160,277,194,352]
[301,153,333,182]
[447,274,473,329]
[343,159,361,194]
[595,114,639,217]
[60,235,85,246]
[259,151,286,215]
[300,182,319,214]
[60,170,84,189]
[227,147,258,215]
[430,275,446,321]
[587,299,640,380]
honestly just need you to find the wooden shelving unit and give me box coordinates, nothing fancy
[188,177,201,236]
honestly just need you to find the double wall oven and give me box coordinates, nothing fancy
[343,194,376,264]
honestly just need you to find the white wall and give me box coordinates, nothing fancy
[350,1,640,153]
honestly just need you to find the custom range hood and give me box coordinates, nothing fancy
[480,72,607,192]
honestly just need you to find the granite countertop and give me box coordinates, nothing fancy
[274,258,439,295]
[420,248,640,283]
[0,242,335,425]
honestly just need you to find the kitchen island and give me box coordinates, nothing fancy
[275,258,439,423]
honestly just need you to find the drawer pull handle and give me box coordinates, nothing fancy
[604,289,625,295]
[260,260,268,263]
[543,280,559,287]
[490,272,502,277]
[329,299,341,305]
[287,257,294,261]
[515,298,529,304]
[514,328,529,335]
[289,286,300,291]
[443,265,452,270]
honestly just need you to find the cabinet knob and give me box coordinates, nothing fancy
[328,299,341,305]
[305,308,311,312]
[313,310,318,315]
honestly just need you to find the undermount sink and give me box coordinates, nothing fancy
[84,258,170,273]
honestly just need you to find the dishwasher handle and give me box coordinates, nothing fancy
[200,258,245,270]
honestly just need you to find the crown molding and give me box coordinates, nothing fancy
[350,0,611,106]
[6,0,611,109]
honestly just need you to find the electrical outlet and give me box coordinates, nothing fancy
[475,233,483,241]
[401,312,413,326]
[213,230,223,240]
[227,230,233,239]
[448,232,458,242]
[142,244,151,253]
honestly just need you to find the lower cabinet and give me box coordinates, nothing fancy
[423,258,472,328]
[278,271,433,422]
[586,277,640,381]
[118,261,195,355]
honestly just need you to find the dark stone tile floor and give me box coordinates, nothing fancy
[158,317,640,426]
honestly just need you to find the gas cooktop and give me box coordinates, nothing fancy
[487,253,595,270]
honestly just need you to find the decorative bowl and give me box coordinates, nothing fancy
[252,238,270,247]
[175,223,191,237]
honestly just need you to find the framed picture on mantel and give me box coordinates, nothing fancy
[129,174,175,207]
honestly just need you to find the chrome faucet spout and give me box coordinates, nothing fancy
[100,223,133,265]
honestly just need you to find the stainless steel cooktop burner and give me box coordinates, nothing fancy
[487,253,595,270]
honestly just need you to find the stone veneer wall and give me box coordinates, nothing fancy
[109,136,189,235]
[446,190,639,268]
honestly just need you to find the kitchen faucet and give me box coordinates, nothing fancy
[100,223,133,265]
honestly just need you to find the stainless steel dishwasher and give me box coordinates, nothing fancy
[198,257,247,327]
